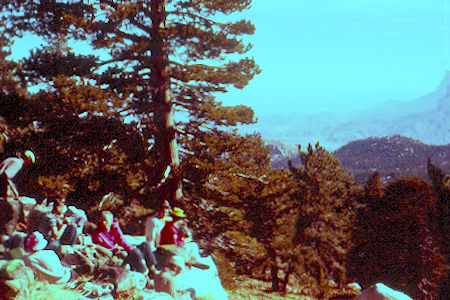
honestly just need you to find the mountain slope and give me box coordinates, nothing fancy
[334,135,450,184]
[266,135,450,185]
[242,72,450,150]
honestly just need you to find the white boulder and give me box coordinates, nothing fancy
[353,283,413,300]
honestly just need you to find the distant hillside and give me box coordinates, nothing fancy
[334,135,450,184]
[241,71,450,150]
[264,140,300,169]
[267,135,450,185]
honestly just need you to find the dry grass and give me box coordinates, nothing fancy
[227,278,312,300]
[14,282,83,300]
[11,272,357,300]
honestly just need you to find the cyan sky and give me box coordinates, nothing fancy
[10,0,449,116]
[219,0,450,114]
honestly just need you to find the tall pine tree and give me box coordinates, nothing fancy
[1,0,260,204]
[289,143,361,298]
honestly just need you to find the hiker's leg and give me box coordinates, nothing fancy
[45,239,61,256]
[185,287,197,300]
[137,242,157,267]
[59,224,77,245]
[0,200,13,235]
[182,242,210,269]
[0,174,8,200]
[3,233,26,249]
[154,248,167,270]
[123,248,147,273]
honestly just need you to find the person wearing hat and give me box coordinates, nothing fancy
[159,208,210,271]
[0,150,35,236]
[22,231,72,284]
[159,207,188,247]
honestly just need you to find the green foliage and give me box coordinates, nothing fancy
[178,129,301,293]
[20,37,97,84]
[1,0,261,204]
[289,143,362,297]
[427,159,450,299]
[180,132,270,263]
[348,176,446,299]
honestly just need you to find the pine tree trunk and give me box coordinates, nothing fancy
[271,265,280,292]
[268,248,280,292]
[150,0,182,204]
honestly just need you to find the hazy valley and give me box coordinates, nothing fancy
[242,71,450,151]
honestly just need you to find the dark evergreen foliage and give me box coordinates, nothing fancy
[1,0,261,204]
[427,159,450,300]
[289,143,362,298]
[348,176,446,299]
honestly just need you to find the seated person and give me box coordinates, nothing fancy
[36,199,78,254]
[92,210,157,275]
[154,255,196,299]
[160,207,188,247]
[27,198,78,240]
[160,208,209,270]
[22,231,72,284]
[145,200,172,251]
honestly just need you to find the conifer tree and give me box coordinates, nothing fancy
[427,159,450,299]
[178,131,299,291]
[346,172,382,288]
[1,0,260,204]
[0,31,148,205]
[363,171,383,204]
[350,176,446,299]
[289,143,361,298]
[0,33,20,152]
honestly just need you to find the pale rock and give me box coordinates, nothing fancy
[348,282,362,290]
[353,283,413,300]
[18,196,36,216]
[137,290,175,300]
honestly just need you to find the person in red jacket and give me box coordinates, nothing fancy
[92,210,158,275]
[159,207,187,247]
[159,207,210,270]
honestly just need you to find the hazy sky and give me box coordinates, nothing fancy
[219,0,450,115]
[11,0,450,116]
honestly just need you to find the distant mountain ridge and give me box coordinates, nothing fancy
[267,135,450,185]
[243,71,450,151]
[334,135,450,184]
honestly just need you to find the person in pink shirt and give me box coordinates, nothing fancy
[92,211,134,252]
[92,210,158,275]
